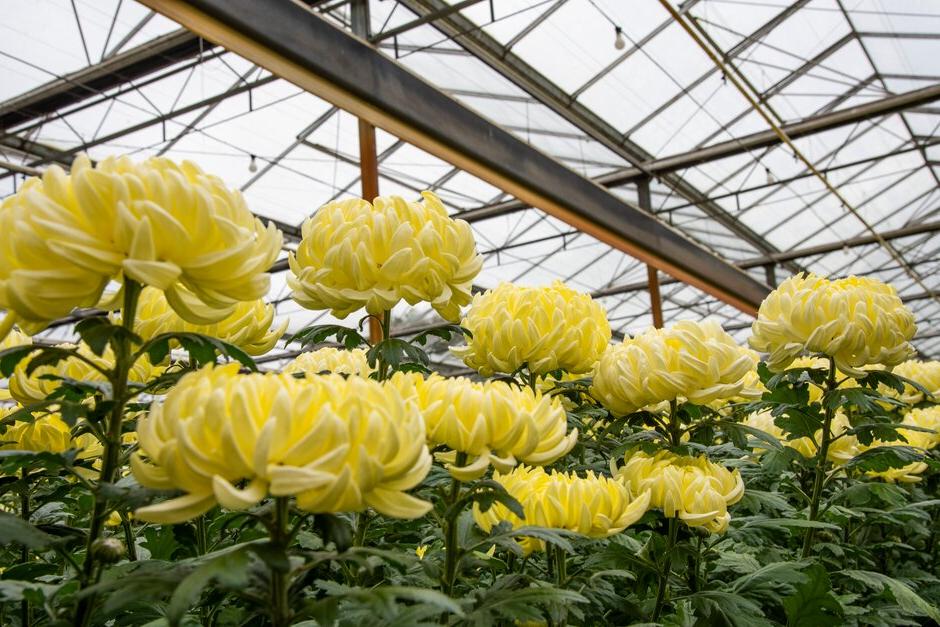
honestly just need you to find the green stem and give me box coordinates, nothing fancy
[652,517,679,622]
[196,515,208,556]
[801,357,837,560]
[555,545,567,587]
[376,310,392,381]
[122,515,137,561]
[441,453,466,597]
[353,511,371,547]
[74,279,142,627]
[20,469,30,627]
[269,497,291,627]
[668,399,682,447]
[527,369,538,393]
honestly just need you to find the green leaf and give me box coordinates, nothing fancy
[782,564,843,626]
[140,332,257,371]
[0,345,36,377]
[289,324,368,350]
[409,324,471,346]
[167,547,252,626]
[714,420,783,450]
[731,560,809,596]
[463,480,525,518]
[367,338,430,370]
[840,570,940,621]
[738,517,840,533]
[842,445,923,473]
[0,511,58,549]
[0,579,60,602]
[75,317,141,356]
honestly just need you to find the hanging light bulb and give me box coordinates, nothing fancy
[765,166,775,185]
[614,26,626,50]
[248,154,259,173]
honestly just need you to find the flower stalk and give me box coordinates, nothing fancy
[801,357,837,559]
[441,452,467,597]
[269,497,292,627]
[652,400,682,622]
[75,278,142,627]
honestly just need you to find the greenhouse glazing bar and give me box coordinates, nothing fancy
[138,0,770,314]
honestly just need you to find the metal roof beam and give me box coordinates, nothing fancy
[0,29,212,131]
[598,83,940,186]
[138,0,770,313]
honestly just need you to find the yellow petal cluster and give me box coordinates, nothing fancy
[472,465,650,554]
[452,281,611,376]
[132,364,432,523]
[882,360,940,405]
[389,373,577,481]
[0,407,99,457]
[749,273,915,376]
[9,342,165,405]
[591,319,757,415]
[288,192,482,321]
[613,449,744,533]
[0,154,282,339]
[131,286,286,356]
[282,347,373,377]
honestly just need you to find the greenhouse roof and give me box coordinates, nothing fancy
[2,0,939,364]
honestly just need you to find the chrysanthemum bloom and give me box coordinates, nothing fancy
[0,407,99,456]
[613,449,744,533]
[9,342,165,405]
[472,465,650,554]
[390,373,578,481]
[881,360,940,405]
[0,328,31,401]
[288,192,482,321]
[590,319,757,416]
[900,406,940,450]
[749,273,916,376]
[282,347,373,377]
[132,364,432,523]
[131,286,286,356]
[452,281,611,377]
[0,154,282,339]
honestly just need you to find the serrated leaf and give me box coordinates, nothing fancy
[840,570,940,621]
[783,564,843,626]
[410,324,471,346]
[0,579,60,602]
[167,547,252,626]
[842,445,923,473]
[289,324,368,350]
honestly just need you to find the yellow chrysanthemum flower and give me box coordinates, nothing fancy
[132,364,432,523]
[452,281,611,377]
[390,373,578,481]
[591,319,757,416]
[0,154,282,339]
[900,406,940,450]
[282,347,373,377]
[288,192,482,321]
[9,342,165,405]
[0,407,99,457]
[749,273,915,376]
[613,449,744,534]
[881,360,940,405]
[0,328,32,401]
[130,286,286,356]
[472,465,650,554]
